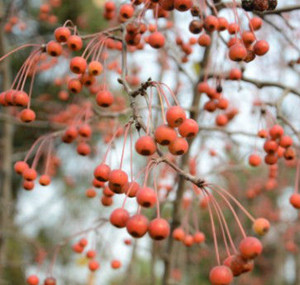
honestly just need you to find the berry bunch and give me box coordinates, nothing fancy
[242,0,278,12]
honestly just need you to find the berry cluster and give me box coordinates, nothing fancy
[242,0,277,12]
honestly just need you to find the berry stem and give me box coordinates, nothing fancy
[0,44,41,63]
[295,159,300,194]
[119,123,131,169]
[203,189,221,265]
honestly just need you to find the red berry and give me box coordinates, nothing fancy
[67,35,83,51]
[88,61,103,76]
[79,238,88,247]
[54,26,71,42]
[229,43,247,61]
[148,218,170,240]
[209,265,233,285]
[14,91,29,106]
[46,41,63,57]
[108,169,128,193]
[168,137,189,155]
[239,236,263,259]
[263,140,278,154]
[14,161,29,175]
[135,135,157,156]
[228,23,240,35]
[68,78,82,93]
[111,259,121,269]
[26,275,39,285]
[198,33,211,47]
[77,142,91,156]
[70,56,87,74]
[86,250,96,259]
[110,208,130,228]
[172,228,185,241]
[253,218,270,236]
[85,188,97,198]
[269,124,284,139]
[125,181,140,197]
[39,174,51,186]
[88,260,100,271]
[136,187,157,208]
[249,17,263,31]
[183,234,194,246]
[154,125,177,145]
[174,0,192,11]
[279,135,293,148]
[166,106,186,127]
[96,90,114,107]
[148,32,165,49]
[94,163,111,182]
[193,231,205,243]
[119,4,134,19]
[23,168,37,181]
[254,40,269,56]
[178,118,199,137]
[72,243,84,253]
[20,109,36,123]
[248,154,261,167]
[126,214,149,238]
[215,114,228,126]
[44,277,56,285]
[23,180,35,191]
[204,15,219,32]
[290,193,300,209]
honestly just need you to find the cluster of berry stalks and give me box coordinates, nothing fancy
[242,0,277,12]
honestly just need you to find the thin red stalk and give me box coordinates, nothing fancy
[24,135,47,162]
[192,211,199,232]
[82,35,101,58]
[146,87,154,134]
[14,50,40,91]
[119,123,131,169]
[102,127,120,163]
[153,166,160,218]
[27,52,42,108]
[208,183,256,222]
[0,44,41,63]
[208,191,236,256]
[207,185,247,238]
[209,193,238,254]
[32,138,48,170]
[122,165,148,208]
[203,190,221,265]
[95,40,107,62]
[295,160,300,193]
[20,52,40,91]
[155,4,159,32]
[143,160,155,187]
[44,140,53,175]
[10,52,34,90]
[130,126,133,181]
